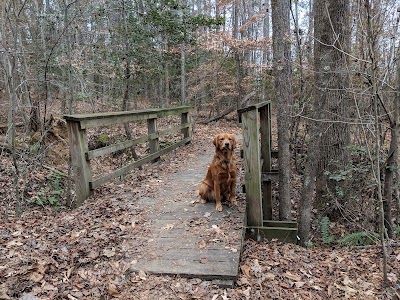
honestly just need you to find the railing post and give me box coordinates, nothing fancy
[66,120,93,207]
[147,117,159,162]
[260,103,272,220]
[181,111,191,144]
[242,108,263,227]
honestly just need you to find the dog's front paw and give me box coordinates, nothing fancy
[199,198,207,204]
[215,204,223,212]
[230,197,237,206]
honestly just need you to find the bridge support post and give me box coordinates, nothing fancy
[181,112,191,143]
[260,104,272,220]
[147,117,159,163]
[238,101,297,243]
[241,108,263,227]
[66,121,93,207]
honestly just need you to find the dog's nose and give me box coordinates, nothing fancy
[225,142,230,147]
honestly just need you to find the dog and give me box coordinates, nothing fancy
[198,133,237,211]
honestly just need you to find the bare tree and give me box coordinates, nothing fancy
[271,0,293,220]
[298,0,350,243]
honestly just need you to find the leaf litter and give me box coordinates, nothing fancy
[0,121,399,299]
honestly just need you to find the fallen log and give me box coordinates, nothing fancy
[201,91,256,124]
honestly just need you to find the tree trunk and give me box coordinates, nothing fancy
[271,0,293,220]
[263,0,271,64]
[314,0,351,219]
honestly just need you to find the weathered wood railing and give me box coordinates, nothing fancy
[238,101,297,243]
[64,106,191,206]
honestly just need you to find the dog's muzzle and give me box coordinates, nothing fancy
[223,142,231,150]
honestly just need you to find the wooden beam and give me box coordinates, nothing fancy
[259,103,272,220]
[263,220,297,228]
[63,107,190,129]
[261,171,279,182]
[90,137,191,189]
[237,100,271,121]
[80,113,157,130]
[66,121,93,206]
[87,135,150,160]
[147,117,159,163]
[245,226,297,244]
[181,112,190,143]
[241,108,263,227]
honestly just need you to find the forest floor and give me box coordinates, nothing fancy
[0,117,400,300]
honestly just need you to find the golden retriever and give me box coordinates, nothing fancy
[198,133,237,211]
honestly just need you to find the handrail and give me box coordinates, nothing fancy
[64,106,191,206]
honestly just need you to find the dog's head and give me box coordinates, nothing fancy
[213,133,236,152]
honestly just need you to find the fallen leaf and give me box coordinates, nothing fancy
[162,224,174,230]
[29,272,43,283]
[0,290,12,300]
[103,248,116,258]
[139,270,147,280]
[342,276,352,285]
[238,276,250,286]
[285,271,302,282]
[294,281,306,288]
[6,240,23,248]
[242,287,251,299]
[251,259,262,278]
[87,250,99,259]
[108,283,121,297]
[221,290,229,300]
[241,264,251,277]
[211,224,222,234]
[263,273,275,280]
[42,283,58,291]
[198,240,207,249]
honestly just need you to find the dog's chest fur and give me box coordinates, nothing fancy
[212,156,236,190]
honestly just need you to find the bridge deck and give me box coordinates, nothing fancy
[129,145,245,287]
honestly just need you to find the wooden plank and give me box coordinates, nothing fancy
[64,107,190,129]
[160,123,189,138]
[181,112,190,143]
[263,220,297,228]
[66,121,93,207]
[261,171,279,182]
[147,117,159,163]
[246,226,297,243]
[87,123,190,160]
[87,136,145,160]
[90,137,191,189]
[131,259,238,280]
[241,109,263,227]
[79,113,156,130]
[260,103,272,220]
[64,106,190,121]
[237,100,271,120]
[87,135,149,160]
[155,249,239,262]
[126,145,243,286]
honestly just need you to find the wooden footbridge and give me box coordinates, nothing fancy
[63,102,296,286]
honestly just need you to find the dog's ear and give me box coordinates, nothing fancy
[213,135,219,147]
[230,134,236,149]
